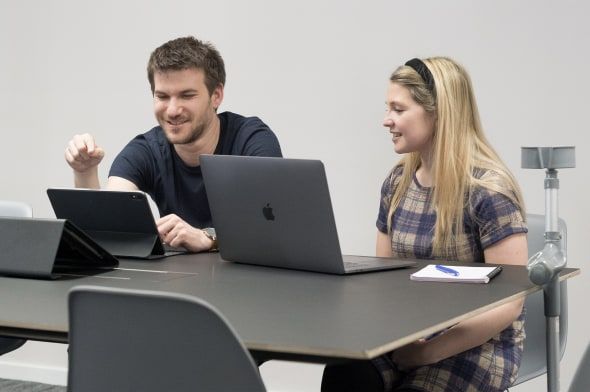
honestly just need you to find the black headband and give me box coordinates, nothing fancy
[405,58,435,95]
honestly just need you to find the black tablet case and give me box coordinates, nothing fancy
[0,217,118,279]
[47,189,167,259]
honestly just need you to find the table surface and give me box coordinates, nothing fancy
[0,253,580,361]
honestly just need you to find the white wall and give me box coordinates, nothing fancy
[0,1,588,390]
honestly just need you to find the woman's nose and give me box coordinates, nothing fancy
[383,115,394,128]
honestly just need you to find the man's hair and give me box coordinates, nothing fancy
[147,36,226,95]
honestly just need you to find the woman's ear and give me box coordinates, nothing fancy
[429,112,437,132]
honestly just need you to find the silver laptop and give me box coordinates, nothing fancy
[201,155,416,274]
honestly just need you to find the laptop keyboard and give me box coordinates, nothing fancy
[344,261,378,269]
[342,256,417,273]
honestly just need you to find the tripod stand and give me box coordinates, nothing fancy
[521,146,575,392]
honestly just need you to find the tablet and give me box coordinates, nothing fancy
[47,188,184,259]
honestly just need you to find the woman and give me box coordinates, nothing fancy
[323,57,528,392]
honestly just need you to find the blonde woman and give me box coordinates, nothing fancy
[322,57,528,391]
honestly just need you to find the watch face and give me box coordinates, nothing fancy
[202,227,218,252]
[203,227,216,240]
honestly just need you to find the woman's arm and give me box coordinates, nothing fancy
[376,230,393,257]
[392,232,528,369]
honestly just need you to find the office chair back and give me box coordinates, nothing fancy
[569,343,590,392]
[0,200,33,218]
[0,200,31,355]
[68,285,266,392]
[512,213,568,385]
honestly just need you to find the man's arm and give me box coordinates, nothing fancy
[106,176,140,191]
[64,133,213,253]
[65,134,105,189]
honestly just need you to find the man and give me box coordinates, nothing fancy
[65,36,282,252]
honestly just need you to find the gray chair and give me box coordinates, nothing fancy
[0,200,32,355]
[0,200,32,218]
[67,285,266,392]
[512,213,568,385]
[569,343,590,392]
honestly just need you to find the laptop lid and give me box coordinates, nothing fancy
[47,188,181,259]
[201,155,415,274]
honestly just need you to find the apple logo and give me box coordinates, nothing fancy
[262,203,275,221]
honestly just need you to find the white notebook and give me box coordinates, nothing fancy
[410,264,503,284]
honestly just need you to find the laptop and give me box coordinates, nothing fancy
[200,155,417,274]
[47,188,186,259]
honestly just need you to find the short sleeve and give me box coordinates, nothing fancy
[109,136,155,192]
[472,188,528,249]
[240,128,283,157]
[376,165,402,233]
[232,117,283,157]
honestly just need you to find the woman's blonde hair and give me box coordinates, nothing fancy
[387,57,525,256]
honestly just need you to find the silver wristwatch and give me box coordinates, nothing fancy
[201,228,218,252]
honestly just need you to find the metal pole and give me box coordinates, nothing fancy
[544,276,561,392]
[521,146,575,392]
[543,168,562,392]
[544,169,559,233]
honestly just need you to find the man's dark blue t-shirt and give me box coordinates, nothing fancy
[109,111,282,228]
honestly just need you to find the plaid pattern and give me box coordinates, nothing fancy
[376,165,527,262]
[373,310,525,391]
[374,165,528,391]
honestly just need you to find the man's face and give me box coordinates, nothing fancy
[153,68,223,145]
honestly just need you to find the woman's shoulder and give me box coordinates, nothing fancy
[378,162,405,200]
[389,162,405,179]
[468,168,527,245]
[473,167,501,181]
[382,162,405,187]
[469,167,523,213]
[472,167,517,189]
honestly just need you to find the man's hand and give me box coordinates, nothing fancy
[65,133,105,173]
[65,133,105,189]
[156,214,214,253]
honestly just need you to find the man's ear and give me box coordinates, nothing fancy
[211,84,224,110]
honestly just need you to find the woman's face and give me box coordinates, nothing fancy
[383,82,435,156]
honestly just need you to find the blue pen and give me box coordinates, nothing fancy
[436,264,459,276]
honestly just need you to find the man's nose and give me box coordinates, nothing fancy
[167,98,182,116]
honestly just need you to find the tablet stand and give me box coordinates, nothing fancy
[0,217,118,279]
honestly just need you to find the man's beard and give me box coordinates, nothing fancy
[162,119,207,145]
[165,122,206,145]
